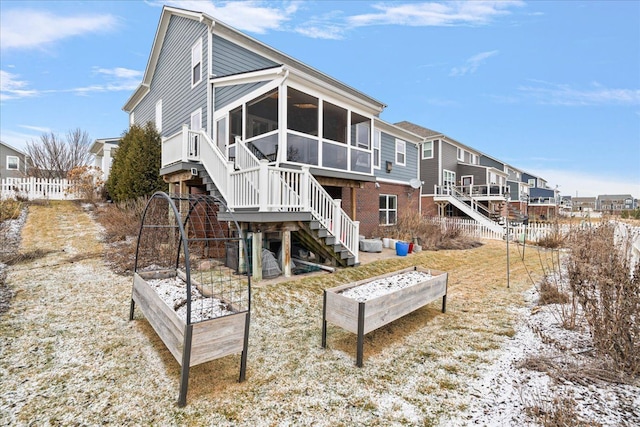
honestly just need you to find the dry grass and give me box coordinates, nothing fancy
[0,199,23,223]
[0,201,557,426]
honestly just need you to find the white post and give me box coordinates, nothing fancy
[258,159,269,211]
[181,124,189,162]
[252,231,263,281]
[333,198,342,239]
[353,220,360,264]
[226,161,234,206]
[300,166,310,211]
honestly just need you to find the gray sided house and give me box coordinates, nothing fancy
[522,172,559,220]
[123,6,422,275]
[596,194,636,212]
[395,121,508,233]
[0,141,30,179]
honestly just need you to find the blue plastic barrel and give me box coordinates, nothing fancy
[395,241,409,256]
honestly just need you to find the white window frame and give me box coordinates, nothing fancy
[373,130,381,169]
[422,140,433,159]
[457,147,464,161]
[395,138,406,166]
[155,99,162,132]
[7,155,19,170]
[355,122,370,149]
[379,194,398,226]
[190,108,202,131]
[528,178,536,187]
[443,169,456,188]
[191,38,203,87]
[129,111,135,126]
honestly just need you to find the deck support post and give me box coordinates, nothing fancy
[282,230,291,277]
[251,231,263,281]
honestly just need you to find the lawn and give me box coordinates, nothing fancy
[0,201,554,426]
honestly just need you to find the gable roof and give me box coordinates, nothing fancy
[394,121,441,138]
[124,6,386,115]
[0,140,28,157]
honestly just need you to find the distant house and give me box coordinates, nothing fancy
[0,141,30,179]
[122,6,422,272]
[89,137,120,180]
[572,197,597,212]
[522,172,559,220]
[395,121,508,233]
[596,194,636,212]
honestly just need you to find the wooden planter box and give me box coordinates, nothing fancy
[321,266,447,366]
[131,270,249,406]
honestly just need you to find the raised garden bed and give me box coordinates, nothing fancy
[322,266,447,366]
[129,192,250,406]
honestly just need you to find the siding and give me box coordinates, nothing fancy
[0,143,27,178]
[480,156,503,171]
[215,82,267,110]
[133,15,209,136]
[441,141,458,176]
[212,35,278,77]
[375,132,417,183]
[458,164,487,186]
[420,140,439,194]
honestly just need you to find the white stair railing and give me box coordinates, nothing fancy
[186,126,233,204]
[234,136,260,170]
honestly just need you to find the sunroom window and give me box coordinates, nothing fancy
[322,101,347,144]
[246,89,278,139]
[288,87,318,135]
[351,112,370,149]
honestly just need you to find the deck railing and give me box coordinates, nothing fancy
[164,127,359,262]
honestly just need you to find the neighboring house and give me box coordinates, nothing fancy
[123,6,422,274]
[523,172,558,220]
[394,121,507,233]
[596,194,636,212]
[89,137,120,180]
[478,153,529,221]
[572,197,597,213]
[0,140,30,179]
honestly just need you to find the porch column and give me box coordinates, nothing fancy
[281,230,292,278]
[251,231,263,281]
[351,187,357,220]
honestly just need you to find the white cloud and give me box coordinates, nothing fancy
[158,1,298,33]
[0,9,117,50]
[529,168,640,198]
[450,50,499,76]
[0,70,40,101]
[0,129,44,153]
[19,125,53,133]
[348,1,524,27]
[519,80,640,106]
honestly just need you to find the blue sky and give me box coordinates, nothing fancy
[1,0,638,198]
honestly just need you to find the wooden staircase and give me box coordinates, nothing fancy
[295,221,358,267]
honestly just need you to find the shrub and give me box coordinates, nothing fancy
[67,165,104,203]
[380,212,481,251]
[566,222,640,376]
[0,199,22,223]
[106,122,165,202]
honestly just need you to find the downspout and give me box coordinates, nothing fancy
[206,21,214,139]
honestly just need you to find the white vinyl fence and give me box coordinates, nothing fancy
[430,217,572,243]
[1,177,80,201]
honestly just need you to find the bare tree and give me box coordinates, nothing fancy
[26,128,92,179]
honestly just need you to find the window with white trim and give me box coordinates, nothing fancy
[155,99,162,132]
[379,194,397,225]
[457,147,464,161]
[7,156,19,170]
[373,130,381,169]
[395,139,405,165]
[443,169,456,188]
[528,178,536,187]
[422,140,433,159]
[191,38,202,87]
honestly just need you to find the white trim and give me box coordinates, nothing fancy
[422,140,434,159]
[457,147,464,161]
[211,66,285,87]
[461,175,474,186]
[155,99,162,132]
[191,108,203,131]
[443,169,456,187]
[191,37,203,88]
[379,194,398,226]
[395,138,406,166]
[376,177,415,186]
[6,155,19,170]
[373,129,381,169]
[129,111,135,126]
